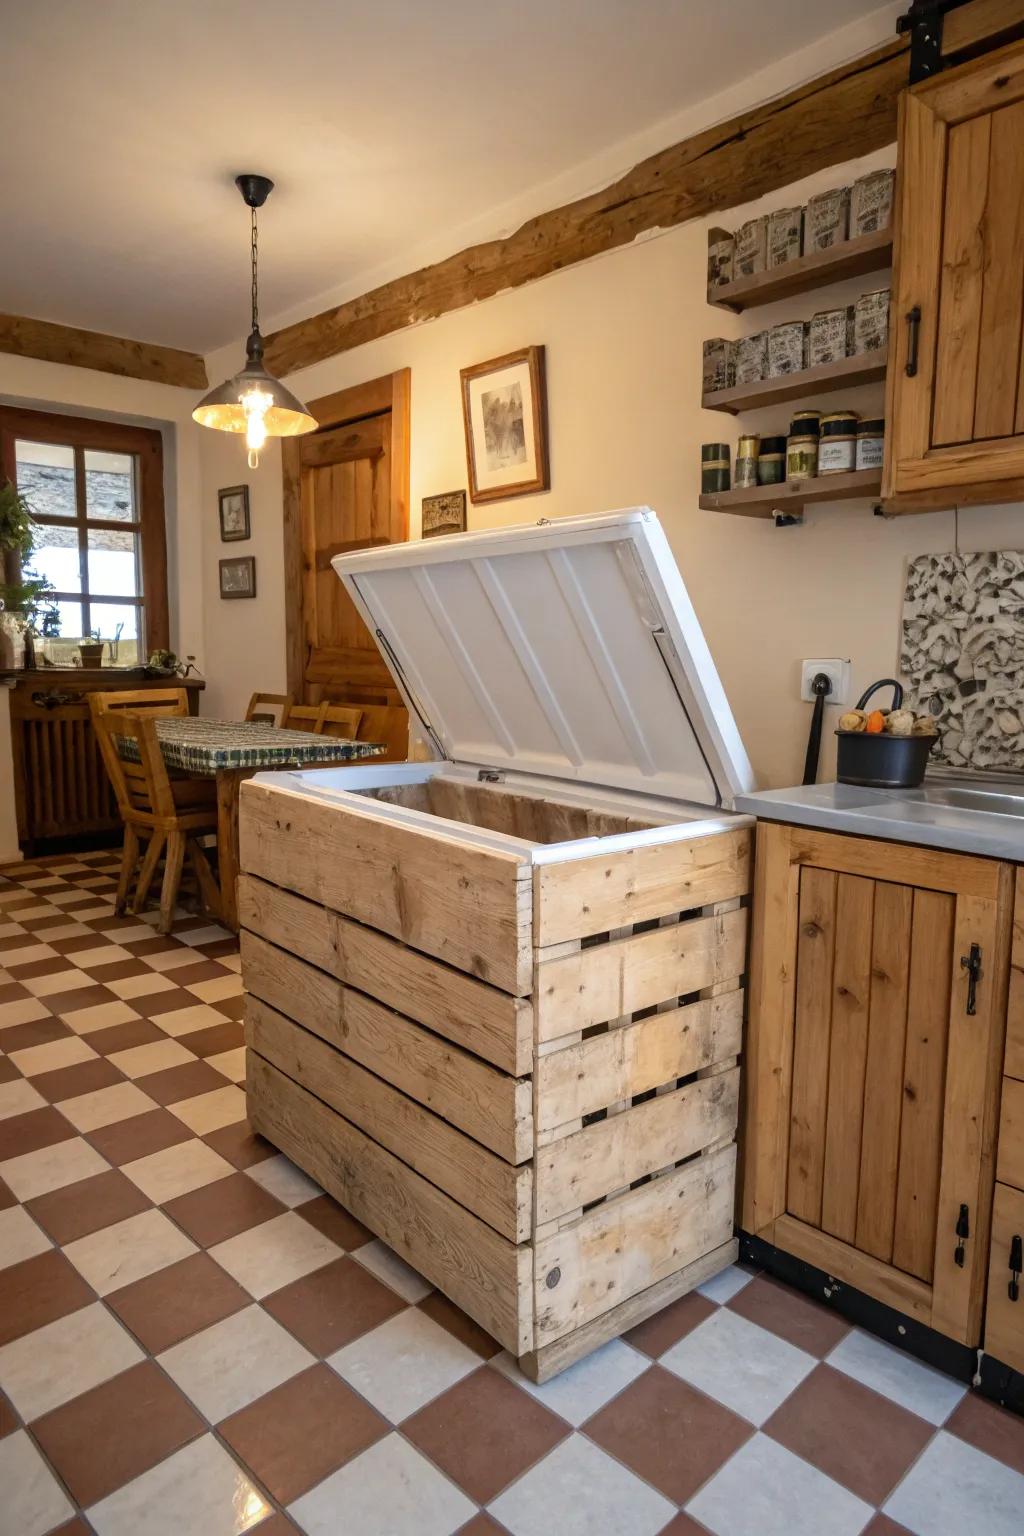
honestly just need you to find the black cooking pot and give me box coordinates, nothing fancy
[835,679,936,789]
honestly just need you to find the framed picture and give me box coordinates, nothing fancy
[219,555,256,599]
[460,345,549,503]
[218,484,250,542]
[422,490,467,538]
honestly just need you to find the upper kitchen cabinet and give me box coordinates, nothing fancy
[884,39,1024,511]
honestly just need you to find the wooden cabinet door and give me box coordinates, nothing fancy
[743,823,1012,1345]
[985,1183,1024,1373]
[884,40,1024,510]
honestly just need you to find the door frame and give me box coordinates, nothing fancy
[281,368,411,698]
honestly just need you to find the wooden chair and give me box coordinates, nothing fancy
[90,686,190,718]
[245,691,293,726]
[90,705,221,934]
[280,701,324,733]
[317,703,364,740]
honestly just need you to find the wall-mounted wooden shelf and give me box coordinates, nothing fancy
[708,227,893,313]
[702,348,888,414]
[699,469,882,518]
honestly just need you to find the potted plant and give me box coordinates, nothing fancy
[0,479,51,669]
[78,629,105,668]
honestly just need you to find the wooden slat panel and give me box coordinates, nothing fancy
[974,101,1024,438]
[247,998,531,1241]
[239,780,533,994]
[856,882,913,1263]
[998,1076,1024,1193]
[821,875,875,1244]
[238,875,532,1075]
[785,825,1001,900]
[786,867,838,1228]
[298,417,386,468]
[932,114,992,446]
[772,1214,933,1323]
[892,889,955,1282]
[534,907,746,1040]
[532,827,752,945]
[535,1069,739,1223]
[534,1144,736,1346]
[535,991,742,1131]
[241,931,532,1162]
[984,1182,1024,1373]
[248,1052,532,1355]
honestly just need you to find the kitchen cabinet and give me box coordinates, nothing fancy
[883,38,1024,511]
[984,868,1024,1378]
[742,821,1012,1347]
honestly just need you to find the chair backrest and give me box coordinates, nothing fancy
[90,707,175,823]
[245,691,293,726]
[317,703,364,740]
[282,701,325,733]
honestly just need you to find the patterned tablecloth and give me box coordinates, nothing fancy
[116,716,386,774]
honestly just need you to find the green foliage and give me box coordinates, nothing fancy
[0,478,52,621]
[0,479,34,559]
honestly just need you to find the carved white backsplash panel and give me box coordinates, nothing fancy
[901,551,1024,772]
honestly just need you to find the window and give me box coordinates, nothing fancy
[1,407,168,666]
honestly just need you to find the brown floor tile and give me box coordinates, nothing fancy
[0,1105,76,1161]
[0,1015,68,1054]
[32,1359,204,1507]
[214,993,246,1020]
[27,1168,153,1245]
[85,1107,193,1165]
[0,982,30,1004]
[263,1256,406,1356]
[107,1250,250,1354]
[656,1518,712,1536]
[87,1018,165,1056]
[6,956,78,980]
[219,1362,387,1502]
[46,983,119,1016]
[727,1274,850,1358]
[623,1289,717,1358]
[585,1364,751,1505]
[48,1522,93,1536]
[456,1519,506,1536]
[862,1518,915,1536]
[30,1056,126,1104]
[0,1056,19,1084]
[0,1177,15,1210]
[170,961,231,987]
[182,1020,244,1059]
[0,1249,94,1347]
[129,987,197,1019]
[765,1363,932,1505]
[87,959,154,984]
[138,1059,226,1104]
[947,1390,1024,1477]
[120,935,181,958]
[247,1516,300,1536]
[196,938,238,960]
[0,933,40,952]
[405,1366,568,1504]
[203,1118,275,1169]
[0,1390,18,1437]
[418,1293,501,1360]
[296,1194,372,1251]
[163,1170,285,1247]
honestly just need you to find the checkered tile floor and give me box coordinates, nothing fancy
[2,854,1024,1536]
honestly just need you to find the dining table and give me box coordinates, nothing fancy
[117,716,386,930]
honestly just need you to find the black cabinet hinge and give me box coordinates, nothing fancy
[1010,1233,1022,1303]
[954,1203,970,1267]
[960,944,982,1015]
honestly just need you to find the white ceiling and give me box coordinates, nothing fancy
[4,0,891,356]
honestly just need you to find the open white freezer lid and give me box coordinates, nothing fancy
[332,508,754,809]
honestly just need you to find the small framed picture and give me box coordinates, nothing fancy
[422,490,467,539]
[218,485,250,542]
[460,345,549,503]
[219,555,256,599]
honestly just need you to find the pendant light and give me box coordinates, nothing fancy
[193,174,316,467]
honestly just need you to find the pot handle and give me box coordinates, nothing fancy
[854,678,904,713]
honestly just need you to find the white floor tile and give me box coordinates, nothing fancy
[21,968,93,998]
[698,1262,756,1304]
[492,1338,649,1426]
[885,1430,1024,1536]
[108,1038,195,1079]
[207,1046,246,1083]
[87,1433,271,1536]
[0,996,50,1030]
[60,1000,141,1034]
[0,943,57,968]
[137,947,207,972]
[210,1211,340,1299]
[0,1429,75,1536]
[64,1207,197,1295]
[328,1307,478,1422]
[661,1305,815,1425]
[245,1152,323,1208]
[159,1303,314,1422]
[688,1432,872,1536]
[353,1238,432,1302]
[0,1076,45,1120]
[107,972,180,1000]
[153,1002,228,1037]
[168,1084,246,1135]
[828,1329,966,1425]
[290,1431,474,1536]
[187,974,243,1004]
[179,924,233,947]
[31,924,94,942]
[122,1138,232,1203]
[56,1080,156,1132]
[64,943,135,968]
[489,1432,675,1536]
[0,1301,142,1420]
[8,1035,97,1077]
[0,1204,52,1269]
[97,923,160,945]
[0,1136,110,1201]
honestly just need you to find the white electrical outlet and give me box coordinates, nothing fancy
[800,658,851,707]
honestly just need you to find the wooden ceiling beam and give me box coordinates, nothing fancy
[0,312,208,390]
[264,36,909,379]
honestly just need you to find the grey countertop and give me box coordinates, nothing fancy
[734,779,1024,861]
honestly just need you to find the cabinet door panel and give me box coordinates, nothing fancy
[786,867,837,1228]
[821,875,875,1245]
[984,1183,1024,1374]
[932,115,991,447]
[975,101,1024,440]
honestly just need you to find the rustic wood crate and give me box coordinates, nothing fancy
[240,776,750,1380]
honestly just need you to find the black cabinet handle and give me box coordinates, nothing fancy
[960,944,982,1015]
[1011,1234,1022,1303]
[954,1203,970,1267]
[905,305,922,378]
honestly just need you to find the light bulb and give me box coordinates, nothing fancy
[241,386,272,468]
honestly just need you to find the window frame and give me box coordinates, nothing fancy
[0,405,168,652]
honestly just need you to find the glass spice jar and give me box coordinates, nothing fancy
[735,434,760,489]
[701,442,731,494]
[757,435,786,485]
[819,410,859,474]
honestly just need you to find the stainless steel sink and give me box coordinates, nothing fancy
[908,782,1024,817]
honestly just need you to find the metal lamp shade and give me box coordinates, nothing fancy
[192,353,317,439]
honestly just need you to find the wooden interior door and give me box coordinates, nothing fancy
[884,39,1024,509]
[282,371,410,759]
[743,822,1012,1346]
